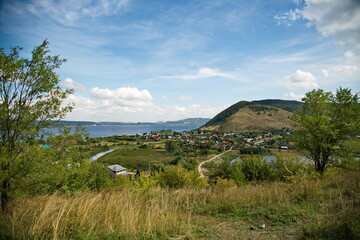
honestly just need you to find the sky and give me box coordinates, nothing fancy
[1,0,359,122]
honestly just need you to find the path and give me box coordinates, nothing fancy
[198,146,233,177]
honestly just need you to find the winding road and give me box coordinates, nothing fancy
[198,147,233,177]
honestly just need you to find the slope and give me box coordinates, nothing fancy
[201,101,294,132]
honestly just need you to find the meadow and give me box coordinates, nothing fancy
[96,144,176,170]
[1,170,359,239]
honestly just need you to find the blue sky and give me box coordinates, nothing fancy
[1,0,359,122]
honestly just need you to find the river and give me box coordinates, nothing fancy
[43,124,201,138]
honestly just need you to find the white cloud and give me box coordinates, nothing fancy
[90,86,153,107]
[274,8,302,26]
[178,95,192,101]
[162,67,240,81]
[344,50,355,59]
[275,0,360,49]
[333,65,358,77]
[321,68,329,77]
[63,78,85,91]
[63,93,225,122]
[282,70,318,89]
[22,0,129,26]
[321,65,358,78]
[285,92,305,100]
[162,95,169,100]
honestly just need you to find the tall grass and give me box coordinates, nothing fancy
[7,188,191,239]
[2,171,359,239]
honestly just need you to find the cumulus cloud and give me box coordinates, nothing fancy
[321,65,358,78]
[90,86,153,107]
[333,65,358,76]
[63,78,85,91]
[63,93,225,122]
[15,0,129,26]
[285,91,305,100]
[162,67,240,81]
[282,70,318,89]
[275,0,360,49]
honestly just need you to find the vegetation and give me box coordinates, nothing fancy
[1,42,359,239]
[252,99,303,112]
[0,41,72,211]
[201,101,293,132]
[291,88,360,173]
[97,145,176,170]
[202,101,254,127]
[1,171,358,239]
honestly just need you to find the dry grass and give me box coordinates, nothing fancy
[7,188,192,239]
[2,171,359,239]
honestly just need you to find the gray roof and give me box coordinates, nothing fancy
[108,164,127,172]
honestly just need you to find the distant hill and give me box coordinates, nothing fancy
[50,118,210,127]
[164,118,210,125]
[252,99,302,112]
[201,100,296,132]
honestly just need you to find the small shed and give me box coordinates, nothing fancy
[108,164,127,178]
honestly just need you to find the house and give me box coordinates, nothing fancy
[108,164,130,178]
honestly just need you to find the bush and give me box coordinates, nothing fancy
[270,154,306,181]
[240,155,271,181]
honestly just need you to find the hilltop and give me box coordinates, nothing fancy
[201,99,301,132]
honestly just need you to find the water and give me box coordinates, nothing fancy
[43,124,201,138]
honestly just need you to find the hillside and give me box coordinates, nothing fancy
[252,99,302,112]
[201,100,294,132]
[164,118,210,125]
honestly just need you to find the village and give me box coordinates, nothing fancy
[99,128,294,178]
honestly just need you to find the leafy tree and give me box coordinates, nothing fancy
[164,139,177,152]
[291,88,359,174]
[0,40,72,211]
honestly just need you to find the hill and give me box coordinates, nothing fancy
[252,99,302,112]
[201,100,296,132]
[164,118,210,125]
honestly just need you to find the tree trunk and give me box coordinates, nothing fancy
[1,180,9,212]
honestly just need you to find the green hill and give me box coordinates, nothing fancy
[252,99,302,112]
[201,100,298,132]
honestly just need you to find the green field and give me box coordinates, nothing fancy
[97,145,176,170]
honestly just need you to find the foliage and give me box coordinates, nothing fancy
[252,99,303,112]
[164,139,177,152]
[240,155,271,181]
[0,40,72,210]
[239,147,266,154]
[291,88,360,173]
[270,154,306,181]
[157,166,205,188]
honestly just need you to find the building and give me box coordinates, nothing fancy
[108,164,130,178]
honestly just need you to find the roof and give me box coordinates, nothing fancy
[108,164,127,172]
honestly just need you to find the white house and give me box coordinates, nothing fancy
[108,164,130,178]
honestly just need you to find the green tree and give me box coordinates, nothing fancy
[291,88,359,174]
[164,139,177,152]
[0,40,72,211]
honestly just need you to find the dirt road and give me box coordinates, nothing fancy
[198,147,233,177]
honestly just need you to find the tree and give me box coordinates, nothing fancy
[0,40,72,211]
[291,88,359,174]
[164,140,177,152]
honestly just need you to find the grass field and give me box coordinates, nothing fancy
[2,171,358,239]
[97,145,176,170]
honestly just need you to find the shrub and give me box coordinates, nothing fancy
[270,154,306,181]
[240,155,271,181]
